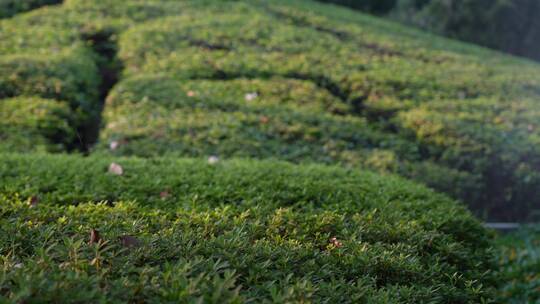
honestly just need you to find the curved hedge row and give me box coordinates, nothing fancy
[0,0,61,19]
[0,97,75,152]
[0,8,101,151]
[110,3,540,220]
[0,0,516,301]
[2,0,536,220]
[97,74,482,205]
[0,153,495,302]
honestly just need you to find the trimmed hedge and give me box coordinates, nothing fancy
[0,0,61,18]
[0,46,100,113]
[110,4,540,220]
[1,0,538,219]
[98,75,397,158]
[0,153,495,302]
[0,97,76,152]
[0,17,101,152]
[0,23,79,56]
[0,12,100,114]
[97,74,482,204]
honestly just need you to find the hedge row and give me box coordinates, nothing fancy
[97,74,482,205]
[315,0,540,62]
[0,0,60,19]
[1,0,539,220]
[0,153,495,302]
[0,97,76,152]
[0,46,100,112]
[315,0,396,14]
[108,3,540,220]
[98,75,388,159]
[0,8,101,152]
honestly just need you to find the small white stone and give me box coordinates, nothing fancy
[110,141,119,151]
[208,156,219,165]
[14,263,23,269]
[244,92,258,101]
[108,163,124,175]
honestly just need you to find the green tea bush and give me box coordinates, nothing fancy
[0,0,60,18]
[98,75,407,160]
[97,74,483,205]
[108,2,540,220]
[1,0,538,219]
[0,0,533,301]
[0,46,100,111]
[0,14,99,113]
[0,97,76,152]
[0,153,495,302]
[0,23,78,56]
[398,98,540,217]
[314,0,540,62]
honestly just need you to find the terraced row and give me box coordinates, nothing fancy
[0,0,515,301]
[0,153,495,302]
[1,0,539,220]
[0,18,100,151]
[0,0,61,19]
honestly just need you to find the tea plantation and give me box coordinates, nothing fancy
[0,0,539,302]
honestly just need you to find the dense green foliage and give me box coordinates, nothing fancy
[99,74,483,208]
[318,0,540,62]
[0,0,539,220]
[391,0,540,62]
[0,153,495,302]
[0,0,60,19]
[0,1,538,301]
[112,0,540,220]
[0,17,101,150]
[316,0,396,14]
[496,226,540,303]
[0,97,75,152]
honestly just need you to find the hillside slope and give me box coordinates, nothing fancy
[2,0,534,301]
[1,0,538,221]
[0,0,61,18]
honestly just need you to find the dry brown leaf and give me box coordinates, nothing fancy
[160,191,171,200]
[28,196,39,208]
[89,229,101,245]
[118,235,142,248]
[329,237,343,248]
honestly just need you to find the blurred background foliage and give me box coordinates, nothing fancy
[317,0,540,62]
